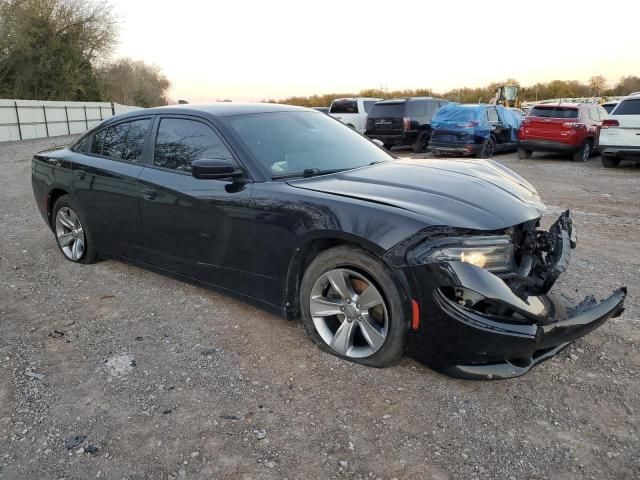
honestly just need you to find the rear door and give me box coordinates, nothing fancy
[586,106,603,147]
[329,99,361,130]
[136,115,256,293]
[72,116,153,256]
[365,102,405,135]
[487,107,509,144]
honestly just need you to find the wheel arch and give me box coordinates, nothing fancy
[47,187,70,229]
[283,233,392,320]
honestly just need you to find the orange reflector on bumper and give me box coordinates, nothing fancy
[412,300,420,330]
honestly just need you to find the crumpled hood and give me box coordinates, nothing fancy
[287,158,546,230]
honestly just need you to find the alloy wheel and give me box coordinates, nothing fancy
[309,268,388,358]
[55,207,86,261]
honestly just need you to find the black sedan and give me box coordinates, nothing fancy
[31,104,627,379]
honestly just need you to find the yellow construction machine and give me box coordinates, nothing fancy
[491,85,521,109]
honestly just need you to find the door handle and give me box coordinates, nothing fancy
[142,188,157,200]
[73,170,86,180]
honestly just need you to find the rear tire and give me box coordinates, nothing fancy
[52,195,98,264]
[517,146,532,159]
[412,132,430,154]
[602,156,620,168]
[572,140,591,162]
[476,136,496,158]
[299,246,409,368]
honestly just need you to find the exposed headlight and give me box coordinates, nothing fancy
[407,235,515,273]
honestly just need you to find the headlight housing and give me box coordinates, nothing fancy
[406,235,515,273]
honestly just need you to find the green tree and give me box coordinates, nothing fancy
[604,76,640,96]
[589,75,607,96]
[97,58,170,107]
[0,0,117,100]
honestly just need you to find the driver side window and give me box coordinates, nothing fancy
[153,118,234,172]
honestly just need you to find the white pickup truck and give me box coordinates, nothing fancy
[329,97,381,134]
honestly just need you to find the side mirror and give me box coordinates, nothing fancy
[191,159,242,180]
[371,139,384,148]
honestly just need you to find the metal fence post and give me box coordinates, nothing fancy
[42,105,50,138]
[83,105,88,130]
[64,105,70,135]
[14,101,22,140]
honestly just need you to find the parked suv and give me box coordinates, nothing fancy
[329,97,381,134]
[517,103,608,162]
[429,103,521,158]
[365,97,448,153]
[599,93,640,167]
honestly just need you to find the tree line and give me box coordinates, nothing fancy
[0,0,170,107]
[266,76,640,107]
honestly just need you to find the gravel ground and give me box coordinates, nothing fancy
[0,136,639,480]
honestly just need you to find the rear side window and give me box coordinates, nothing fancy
[588,107,601,121]
[530,107,579,119]
[603,103,617,114]
[90,118,151,162]
[598,106,608,119]
[153,118,234,172]
[407,101,426,117]
[363,101,377,113]
[613,98,640,115]
[330,100,359,114]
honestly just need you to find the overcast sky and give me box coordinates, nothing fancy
[110,0,640,102]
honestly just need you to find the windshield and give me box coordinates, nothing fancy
[613,98,640,115]
[224,111,391,178]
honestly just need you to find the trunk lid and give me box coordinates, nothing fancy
[523,106,581,140]
[366,102,406,135]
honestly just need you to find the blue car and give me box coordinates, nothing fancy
[429,104,522,158]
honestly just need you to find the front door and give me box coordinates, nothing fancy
[137,115,256,296]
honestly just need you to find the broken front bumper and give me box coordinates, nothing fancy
[401,212,627,379]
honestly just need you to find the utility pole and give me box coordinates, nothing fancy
[380,83,388,99]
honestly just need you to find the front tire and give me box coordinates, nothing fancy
[602,156,620,168]
[300,246,409,367]
[52,195,97,264]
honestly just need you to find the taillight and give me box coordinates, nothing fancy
[602,119,620,128]
[403,117,411,131]
[562,122,586,129]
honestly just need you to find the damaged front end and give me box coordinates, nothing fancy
[388,211,627,380]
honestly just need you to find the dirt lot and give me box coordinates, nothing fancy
[1,136,639,480]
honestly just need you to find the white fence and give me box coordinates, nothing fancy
[0,99,141,142]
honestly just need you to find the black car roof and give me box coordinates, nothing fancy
[375,97,446,104]
[114,103,312,121]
